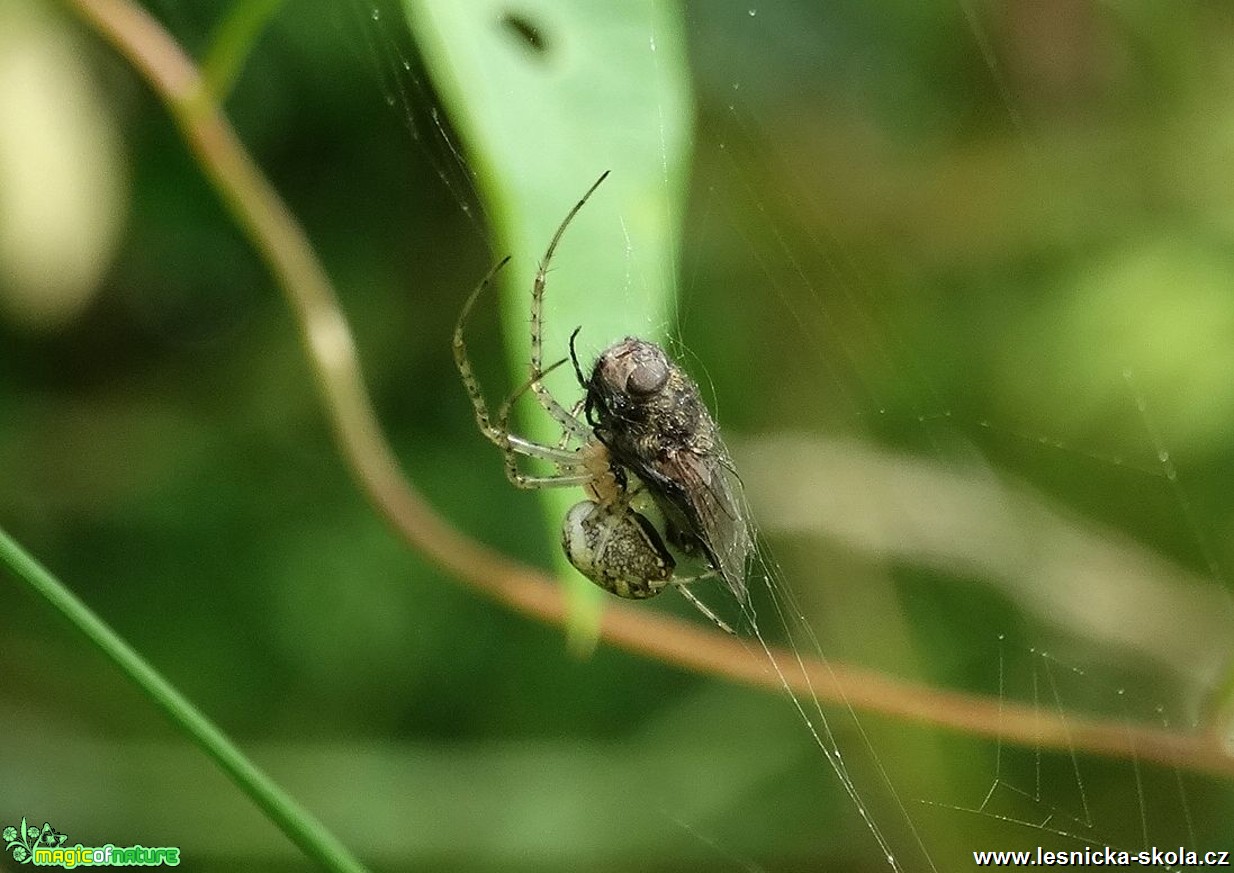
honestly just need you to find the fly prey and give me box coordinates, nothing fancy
[452,172,752,631]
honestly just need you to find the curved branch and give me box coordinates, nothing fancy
[67,0,1234,782]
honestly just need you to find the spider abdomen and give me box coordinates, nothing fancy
[561,500,674,599]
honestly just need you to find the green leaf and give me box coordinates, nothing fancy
[404,0,694,646]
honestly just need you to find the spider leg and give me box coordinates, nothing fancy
[494,358,597,488]
[454,255,515,444]
[661,561,737,635]
[508,472,595,489]
[454,256,592,489]
[529,172,610,440]
[496,357,582,456]
[674,581,736,635]
[558,398,587,450]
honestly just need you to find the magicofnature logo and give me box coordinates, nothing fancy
[3,817,180,867]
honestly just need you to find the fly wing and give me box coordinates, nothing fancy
[648,446,752,605]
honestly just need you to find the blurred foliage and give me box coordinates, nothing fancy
[2,0,1234,869]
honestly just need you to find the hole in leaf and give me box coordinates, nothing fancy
[502,11,550,57]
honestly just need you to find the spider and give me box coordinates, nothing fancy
[453,172,751,633]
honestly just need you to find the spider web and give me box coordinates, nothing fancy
[679,4,1233,870]
[918,639,1218,871]
[356,0,1234,869]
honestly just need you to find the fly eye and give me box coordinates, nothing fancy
[627,358,668,396]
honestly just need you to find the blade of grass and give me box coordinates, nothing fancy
[201,0,285,101]
[0,525,368,873]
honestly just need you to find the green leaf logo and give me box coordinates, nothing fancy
[3,816,67,865]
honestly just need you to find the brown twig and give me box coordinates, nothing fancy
[67,0,1234,781]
